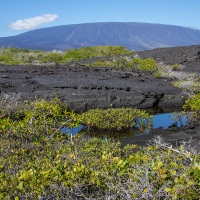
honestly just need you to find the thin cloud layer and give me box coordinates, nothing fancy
[8,14,58,30]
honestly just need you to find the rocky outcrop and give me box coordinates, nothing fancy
[0,64,185,112]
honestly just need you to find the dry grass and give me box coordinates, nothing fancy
[154,62,200,96]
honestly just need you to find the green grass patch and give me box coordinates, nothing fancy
[0,46,133,65]
[86,57,158,71]
[0,46,159,73]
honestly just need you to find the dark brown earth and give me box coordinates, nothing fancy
[0,45,200,148]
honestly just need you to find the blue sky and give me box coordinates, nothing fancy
[1,0,200,37]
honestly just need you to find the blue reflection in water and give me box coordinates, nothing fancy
[60,125,83,136]
[60,113,189,135]
[152,113,188,129]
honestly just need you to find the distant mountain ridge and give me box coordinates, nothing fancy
[1,22,200,51]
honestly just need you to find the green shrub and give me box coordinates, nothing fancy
[133,57,158,71]
[88,57,134,68]
[0,46,133,65]
[0,46,159,71]
[62,46,133,62]
[41,52,64,63]
[1,99,200,199]
[85,56,158,71]
[115,57,134,68]
[0,98,82,139]
[183,93,200,111]
[82,107,152,131]
[0,54,20,65]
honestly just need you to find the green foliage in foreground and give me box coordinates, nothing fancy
[82,107,152,131]
[0,46,133,65]
[1,129,200,199]
[0,98,82,139]
[0,98,200,199]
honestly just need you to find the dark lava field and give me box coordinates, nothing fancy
[1,45,200,148]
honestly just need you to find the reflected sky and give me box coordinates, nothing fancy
[60,113,189,136]
[153,113,188,129]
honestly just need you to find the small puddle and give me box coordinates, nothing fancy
[60,125,83,136]
[152,113,188,129]
[60,112,190,137]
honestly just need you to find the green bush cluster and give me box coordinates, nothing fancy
[132,57,158,71]
[0,46,158,72]
[82,107,152,131]
[0,47,43,65]
[61,46,132,62]
[0,46,159,71]
[183,93,200,111]
[0,46,133,65]
[88,57,158,71]
[0,98,82,139]
[0,99,200,199]
[0,48,21,65]
[1,135,200,199]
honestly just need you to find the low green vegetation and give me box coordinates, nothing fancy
[0,46,133,65]
[183,93,200,111]
[0,46,158,72]
[0,98,200,199]
[82,107,152,131]
[0,98,82,142]
[1,45,200,198]
[182,93,200,126]
[0,98,151,137]
[85,57,158,72]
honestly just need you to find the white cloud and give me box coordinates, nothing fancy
[8,14,58,30]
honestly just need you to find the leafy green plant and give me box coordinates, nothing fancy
[85,55,158,71]
[0,46,159,72]
[0,46,133,65]
[183,93,200,111]
[0,54,20,65]
[82,107,153,131]
[0,99,200,199]
[61,46,133,62]
[132,57,158,71]
[0,98,82,139]
[40,52,64,63]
